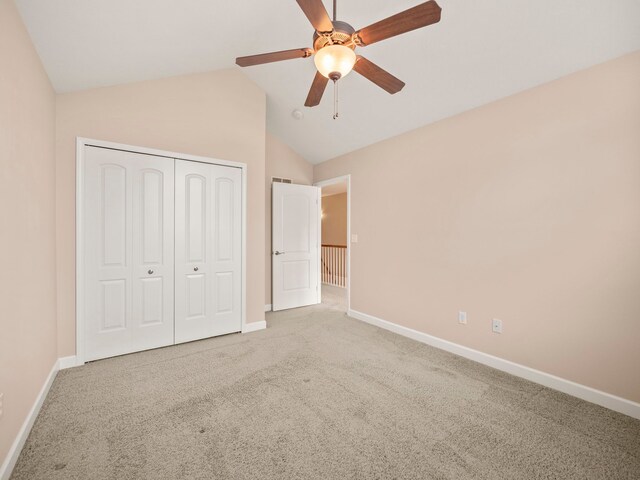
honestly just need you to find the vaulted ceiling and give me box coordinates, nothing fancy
[16,0,640,163]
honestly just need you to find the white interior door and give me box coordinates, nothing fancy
[84,146,174,361]
[272,183,320,311]
[174,160,242,343]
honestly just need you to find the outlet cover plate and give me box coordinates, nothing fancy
[492,318,503,334]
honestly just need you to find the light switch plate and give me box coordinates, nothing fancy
[351,234,358,243]
[458,311,467,324]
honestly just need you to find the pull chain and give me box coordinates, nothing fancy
[333,80,339,120]
[332,0,339,119]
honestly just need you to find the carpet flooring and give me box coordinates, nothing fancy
[11,303,640,479]
[319,283,347,311]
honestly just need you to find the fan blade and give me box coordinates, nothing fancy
[296,0,334,33]
[236,48,313,67]
[305,71,329,107]
[355,1,441,46]
[353,56,405,94]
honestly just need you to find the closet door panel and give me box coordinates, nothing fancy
[175,161,213,343]
[131,157,175,352]
[84,147,174,361]
[215,177,234,261]
[85,149,133,360]
[215,272,233,313]
[175,160,242,343]
[210,165,242,335]
[140,277,163,326]
[186,175,207,262]
[141,170,164,263]
[101,165,127,267]
[101,279,127,331]
[186,274,206,318]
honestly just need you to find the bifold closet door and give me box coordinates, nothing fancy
[84,147,175,361]
[174,160,242,343]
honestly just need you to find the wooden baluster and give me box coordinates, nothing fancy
[339,247,342,287]
[331,247,335,285]
[333,247,336,286]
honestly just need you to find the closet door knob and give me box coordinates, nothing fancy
[194,267,199,271]
[148,269,154,275]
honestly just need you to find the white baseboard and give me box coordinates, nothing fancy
[0,360,59,480]
[264,304,272,312]
[348,309,640,420]
[58,355,79,370]
[242,320,267,334]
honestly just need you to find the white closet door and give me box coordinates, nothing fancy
[84,147,174,361]
[174,160,242,343]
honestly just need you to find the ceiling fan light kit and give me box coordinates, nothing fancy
[314,44,356,81]
[236,0,442,118]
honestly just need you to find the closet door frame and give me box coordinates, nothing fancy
[75,137,247,366]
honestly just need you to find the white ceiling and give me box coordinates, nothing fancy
[16,0,640,164]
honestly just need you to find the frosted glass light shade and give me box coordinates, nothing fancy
[314,45,357,79]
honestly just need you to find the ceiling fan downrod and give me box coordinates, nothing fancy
[333,0,337,21]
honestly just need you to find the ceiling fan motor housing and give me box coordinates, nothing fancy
[313,21,356,51]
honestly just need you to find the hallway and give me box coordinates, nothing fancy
[321,284,347,312]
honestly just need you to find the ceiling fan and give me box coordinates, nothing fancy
[236,0,442,116]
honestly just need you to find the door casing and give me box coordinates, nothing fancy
[76,137,247,365]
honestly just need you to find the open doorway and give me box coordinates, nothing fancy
[315,176,350,312]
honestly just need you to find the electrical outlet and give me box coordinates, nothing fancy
[492,318,503,334]
[0,392,4,419]
[458,311,467,324]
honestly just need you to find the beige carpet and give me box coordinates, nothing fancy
[11,304,640,479]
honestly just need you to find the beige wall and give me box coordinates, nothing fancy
[0,0,57,465]
[265,133,314,305]
[315,52,640,403]
[56,69,266,357]
[321,193,348,246]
